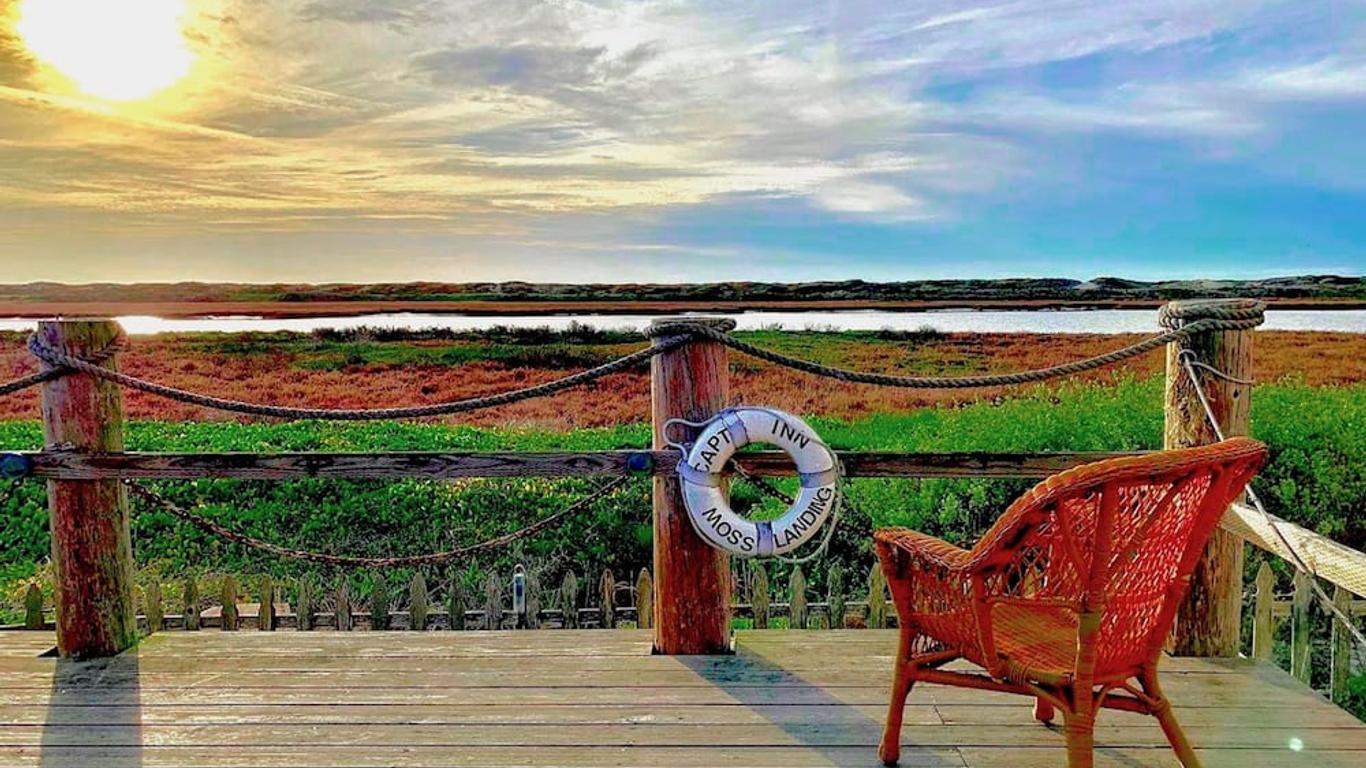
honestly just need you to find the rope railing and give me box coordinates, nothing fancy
[124,475,633,568]
[5,303,1265,419]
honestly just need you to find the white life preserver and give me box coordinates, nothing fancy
[677,407,839,558]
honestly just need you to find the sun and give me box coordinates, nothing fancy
[16,0,195,101]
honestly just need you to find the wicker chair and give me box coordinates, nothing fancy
[874,437,1267,768]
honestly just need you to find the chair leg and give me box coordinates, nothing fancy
[1142,671,1202,768]
[1033,697,1055,724]
[878,627,918,766]
[1062,713,1095,768]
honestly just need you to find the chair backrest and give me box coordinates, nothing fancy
[968,438,1267,676]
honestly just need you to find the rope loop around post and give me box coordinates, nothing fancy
[0,329,126,398]
[643,317,736,339]
[1157,299,1266,331]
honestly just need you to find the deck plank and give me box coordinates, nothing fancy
[0,629,1361,767]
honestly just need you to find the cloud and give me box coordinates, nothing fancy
[1242,58,1366,100]
[299,0,443,28]
[0,0,1362,280]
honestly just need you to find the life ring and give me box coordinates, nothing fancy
[677,407,839,557]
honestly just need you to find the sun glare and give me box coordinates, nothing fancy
[16,0,194,101]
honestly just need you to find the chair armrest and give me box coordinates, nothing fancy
[874,528,972,571]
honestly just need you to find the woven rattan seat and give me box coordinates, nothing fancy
[875,437,1268,768]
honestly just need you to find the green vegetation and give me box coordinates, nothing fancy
[2,275,1363,305]
[2,376,1362,713]
[2,376,1361,589]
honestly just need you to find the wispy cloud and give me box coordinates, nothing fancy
[0,0,1362,280]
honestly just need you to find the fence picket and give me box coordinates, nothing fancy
[752,564,770,630]
[1252,561,1275,661]
[789,567,807,629]
[23,583,43,630]
[484,573,502,630]
[636,568,653,630]
[335,579,352,632]
[867,565,888,629]
[221,576,238,631]
[525,570,541,630]
[1290,571,1311,683]
[600,569,615,629]
[297,579,315,631]
[258,575,275,631]
[410,573,429,631]
[371,573,390,631]
[447,576,465,631]
[183,580,199,631]
[145,581,163,634]
[561,571,579,629]
[827,564,845,630]
[1330,585,1354,703]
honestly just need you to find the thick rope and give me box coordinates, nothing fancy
[124,475,631,568]
[28,332,690,420]
[648,312,1262,389]
[20,302,1264,418]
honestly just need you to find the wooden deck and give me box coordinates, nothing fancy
[1,629,1363,767]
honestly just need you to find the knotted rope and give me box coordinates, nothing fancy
[125,475,632,568]
[0,331,125,397]
[24,331,692,420]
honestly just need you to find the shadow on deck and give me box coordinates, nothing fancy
[1,629,1362,767]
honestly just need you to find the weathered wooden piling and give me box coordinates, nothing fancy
[650,317,732,654]
[37,319,137,658]
[1163,300,1258,656]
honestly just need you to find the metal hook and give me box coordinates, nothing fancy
[661,414,721,457]
[1176,349,1256,386]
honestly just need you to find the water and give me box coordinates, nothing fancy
[0,309,1362,335]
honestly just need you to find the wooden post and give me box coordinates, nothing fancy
[1163,300,1259,657]
[37,319,137,658]
[1251,561,1275,661]
[650,317,732,654]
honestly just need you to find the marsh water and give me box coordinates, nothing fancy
[0,309,1363,335]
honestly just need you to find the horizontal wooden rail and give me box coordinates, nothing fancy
[1222,503,1366,597]
[18,449,1146,480]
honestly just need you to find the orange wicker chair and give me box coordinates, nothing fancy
[874,437,1267,768]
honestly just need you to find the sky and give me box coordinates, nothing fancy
[0,0,1363,284]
